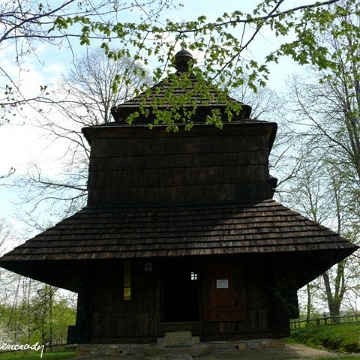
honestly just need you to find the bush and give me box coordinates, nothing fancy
[290,323,360,353]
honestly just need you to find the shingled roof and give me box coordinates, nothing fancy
[0,199,355,261]
[0,199,356,290]
[111,50,252,123]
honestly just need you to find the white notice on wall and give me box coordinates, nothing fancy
[216,279,229,288]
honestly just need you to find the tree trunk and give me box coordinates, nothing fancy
[306,283,312,325]
[323,271,342,322]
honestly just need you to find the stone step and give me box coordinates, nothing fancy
[157,331,200,347]
[144,343,209,358]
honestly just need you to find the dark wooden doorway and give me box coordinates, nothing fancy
[163,260,199,322]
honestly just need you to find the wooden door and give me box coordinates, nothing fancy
[203,259,246,321]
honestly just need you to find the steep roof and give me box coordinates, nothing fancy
[111,50,252,123]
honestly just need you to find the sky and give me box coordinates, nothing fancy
[0,0,307,233]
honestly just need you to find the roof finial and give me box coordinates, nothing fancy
[174,49,194,72]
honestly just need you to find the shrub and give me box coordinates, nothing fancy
[290,323,360,353]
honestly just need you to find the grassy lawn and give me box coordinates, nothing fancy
[314,357,360,360]
[0,352,75,360]
[0,349,359,360]
[290,322,360,354]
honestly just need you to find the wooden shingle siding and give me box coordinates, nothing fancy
[85,124,275,206]
[88,166,269,187]
[91,135,269,157]
[89,151,267,171]
[88,183,271,205]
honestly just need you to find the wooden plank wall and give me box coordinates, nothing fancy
[79,257,290,342]
[88,261,159,339]
[87,126,273,206]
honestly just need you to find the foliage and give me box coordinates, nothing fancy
[1,220,76,347]
[1,0,360,127]
[0,351,75,360]
[290,323,360,353]
[0,0,166,122]
[274,0,360,317]
[49,0,360,126]
[0,278,76,346]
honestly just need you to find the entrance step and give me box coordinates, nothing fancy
[144,331,209,358]
[157,331,199,347]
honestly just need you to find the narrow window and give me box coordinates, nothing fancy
[124,261,131,300]
[190,271,198,281]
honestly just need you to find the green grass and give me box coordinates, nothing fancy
[0,348,359,360]
[316,354,360,360]
[290,322,360,354]
[0,351,75,360]
[314,357,360,360]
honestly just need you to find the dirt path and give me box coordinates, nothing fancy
[198,343,340,359]
[70,343,359,359]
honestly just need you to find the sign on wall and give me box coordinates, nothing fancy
[216,279,229,289]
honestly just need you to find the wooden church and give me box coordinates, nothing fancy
[0,50,357,345]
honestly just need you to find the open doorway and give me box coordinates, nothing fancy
[163,260,199,322]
